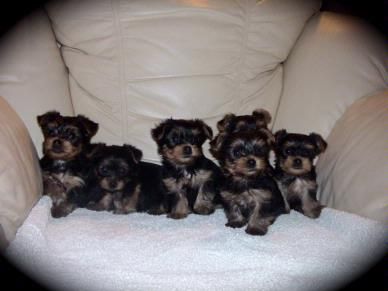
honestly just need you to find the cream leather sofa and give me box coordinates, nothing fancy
[0,0,387,248]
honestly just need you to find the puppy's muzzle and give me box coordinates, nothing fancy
[52,139,63,153]
[247,159,256,169]
[183,145,192,156]
[292,158,302,169]
[101,178,124,192]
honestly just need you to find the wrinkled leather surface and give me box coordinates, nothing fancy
[0,97,42,246]
[317,91,388,224]
[273,12,388,138]
[45,0,320,162]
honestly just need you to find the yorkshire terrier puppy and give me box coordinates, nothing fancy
[37,111,98,218]
[211,129,287,235]
[273,130,327,218]
[85,144,165,215]
[151,118,221,219]
[210,108,271,160]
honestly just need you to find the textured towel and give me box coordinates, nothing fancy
[6,196,387,291]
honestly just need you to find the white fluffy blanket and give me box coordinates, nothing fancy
[6,196,387,291]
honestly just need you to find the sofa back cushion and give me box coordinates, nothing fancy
[317,91,388,223]
[45,0,320,162]
[0,10,74,156]
[0,97,42,248]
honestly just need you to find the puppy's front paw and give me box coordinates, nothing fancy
[193,204,215,215]
[225,220,246,228]
[51,204,73,218]
[147,205,166,215]
[304,204,324,219]
[167,211,188,219]
[245,225,267,236]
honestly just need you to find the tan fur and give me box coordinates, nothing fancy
[162,144,202,165]
[276,181,291,213]
[222,189,275,234]
[43,172,84,204]
[163,170,212,192]
[193,171,215,215]
[287,178,322,218]
[168,194,190,219]
[88,193,113,211]
[114,185,141,214]
[100,178,125,192]
[225,156,267,176]
[44,137,82,160]
[164,169,214,218]
[281,156,312,175]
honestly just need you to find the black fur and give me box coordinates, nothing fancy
[151,118,221,219]
[37,111,98,218]
[210,128,286,235]
[84,144,165,214]
[273,130,327,219]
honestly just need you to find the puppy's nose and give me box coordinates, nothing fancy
[293,158,302,167]
[183,146,192,155]
[247,159,256,168]
[109,180,118,189]
[53,139,62,148]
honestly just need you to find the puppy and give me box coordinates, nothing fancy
[210,108,271,159]
[84,144,165,215]
[211,129,287,235]
[273,130,327,218]
[37,111,98,218]
[151,118,221,219]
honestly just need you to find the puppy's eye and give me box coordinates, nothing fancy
[47,128,57,137]
[117,168,127,176]
[233,148,246,158]
[99,166,109,176]
[188,136,199,145]
[172,136,179,144]
[246,123,256,130]
[285,148,293,155]
[254,146,267,156]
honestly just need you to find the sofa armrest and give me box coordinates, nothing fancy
[0,96,42,249]
[316,90,388,223]
[273,11,387,138]
[0,9,74,155]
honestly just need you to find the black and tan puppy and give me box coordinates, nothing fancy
[274,130,327,218]
[37,111,98,218]
[84,144,165,215]
[211,129,287,235]
[151,118,221,219]
[210,108,271,159]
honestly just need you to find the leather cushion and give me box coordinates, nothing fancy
[45,0,320,162]
[317,90,388,224]
[0,96,42,247]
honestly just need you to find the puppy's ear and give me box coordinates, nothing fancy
[151,120,170,143]
[259,128,275,147]
[77,115,99,139]
[123,144,143,164]
[86,143,106,160]
[209,133,226,159]
[198,120,213,140]
[252,108,271,128]
[309,133,327,155]
[217,113,235,132]
[37,111,61,128]
[274,129,288,146]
